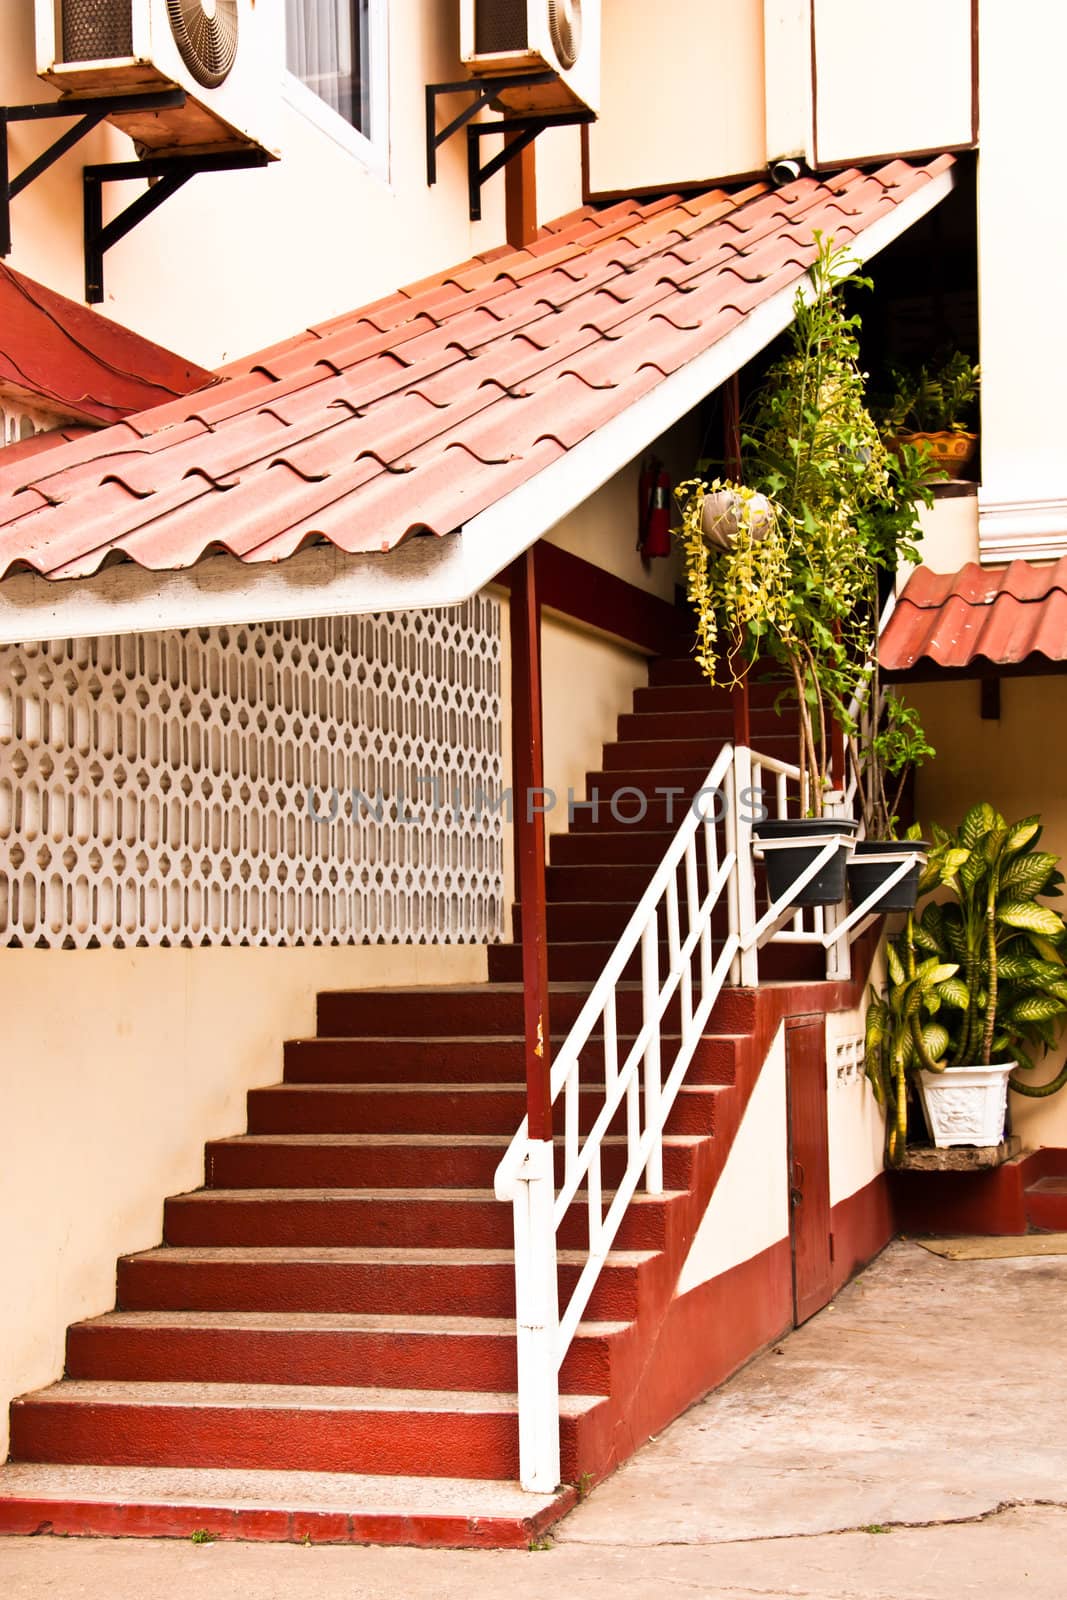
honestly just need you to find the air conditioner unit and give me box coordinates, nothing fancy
[460,0,600,115]
[34,0,281,159]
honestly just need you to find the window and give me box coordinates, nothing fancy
[284,0,386,165]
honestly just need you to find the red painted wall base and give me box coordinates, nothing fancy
[891,1148,1067,1237]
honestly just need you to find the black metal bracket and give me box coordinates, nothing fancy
[0,89,187,258]
[465,109,595,222]
[83,148,269,303]
[425,73,595,221]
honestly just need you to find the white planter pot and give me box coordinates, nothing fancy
[917,1062,1015,1149]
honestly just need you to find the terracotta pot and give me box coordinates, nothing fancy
[701,489,774,551]
[893,430,978,482]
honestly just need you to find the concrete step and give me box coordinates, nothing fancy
[204,1131,709,1192]
[488,937,819,985]
[0,1461,574,1547]
[285,1036,530,1085]
[8,1380,610,1482]
[1024,1176,1067,1231]
[243,1081,723,1139]
[283,1032,737,1086]
[115,1245,660,1321]
[164,1185,684,1252]
[581,765,712,803]
[600,733,795,770]
[616,709,791,741]
[317,983,584,1037]
[65,1309,630,1396]
[517,899,725,942]
[549,828,676,865]
[315,981,755,1038]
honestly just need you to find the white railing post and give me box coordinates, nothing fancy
[732,746,760,985]
[641,916,664,1195]
[512,1138,562,1493]
[823,789,852,982]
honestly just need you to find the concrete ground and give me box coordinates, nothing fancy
[2,1238,1065,1599]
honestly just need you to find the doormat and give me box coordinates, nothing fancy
[915,1234,1067,1260]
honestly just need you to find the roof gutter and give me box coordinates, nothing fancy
[0,164,955,646]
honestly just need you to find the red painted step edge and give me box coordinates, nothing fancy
[0,1487,577,1549]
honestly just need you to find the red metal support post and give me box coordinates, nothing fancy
[508,547,553,1140]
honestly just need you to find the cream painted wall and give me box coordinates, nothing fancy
[1,3,584,367]
[677,1025,789,1291]
[911,676,1067,1148]
[907,494,979,581]
[827,947,886,1207]
[546,455,683,602]
[0,940,486,1459]
[587,0,766,194]
[812,0,973,166]
[497,592,651,924]
[541,615,649,839]
[678,980,889,1294]
[978,1,1067,518]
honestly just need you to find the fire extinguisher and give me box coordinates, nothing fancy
[638,456,672,560]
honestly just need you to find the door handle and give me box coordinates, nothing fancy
[792,1160,805,1188]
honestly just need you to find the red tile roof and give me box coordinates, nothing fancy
[0,263,213,427]
[0,156,953,583]
[880,558,1067,674]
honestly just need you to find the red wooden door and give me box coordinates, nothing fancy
[786,1017,833,1325]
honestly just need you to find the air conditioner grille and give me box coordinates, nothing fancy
[166,0,240,89]
[475,1,529,54]
[61,0,134,62]
[548,0,582,70]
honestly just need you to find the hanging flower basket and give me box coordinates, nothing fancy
[700,487,775,551]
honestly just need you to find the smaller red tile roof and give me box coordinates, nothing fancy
[0,262,213,426]
[0,155,953,584]
[880,559,1067,674]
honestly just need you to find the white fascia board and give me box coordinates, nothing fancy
[0,536,479,646]
[977,493,1067,564]
[0,166,955,647]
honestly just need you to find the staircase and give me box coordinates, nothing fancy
[0,651,867,1547]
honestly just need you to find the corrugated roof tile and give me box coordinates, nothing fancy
[0,158,954,583]
[880,559,1067,673]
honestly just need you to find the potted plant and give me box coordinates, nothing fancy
[865,805,1067,1161]
[677,236,930,908]
[876,351,980,481]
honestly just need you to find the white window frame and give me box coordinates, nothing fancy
[282,0,390,181]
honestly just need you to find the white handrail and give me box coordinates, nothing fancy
[495,742,738,1490]
[497,740,869,1493]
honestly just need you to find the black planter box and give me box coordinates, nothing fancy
[847,840,928,913]
[752,818,859,908]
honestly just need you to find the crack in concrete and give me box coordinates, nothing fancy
[557,1496,1067,1551]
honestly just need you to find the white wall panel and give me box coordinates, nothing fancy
[587,0,766,194]
[813,0,974,166]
